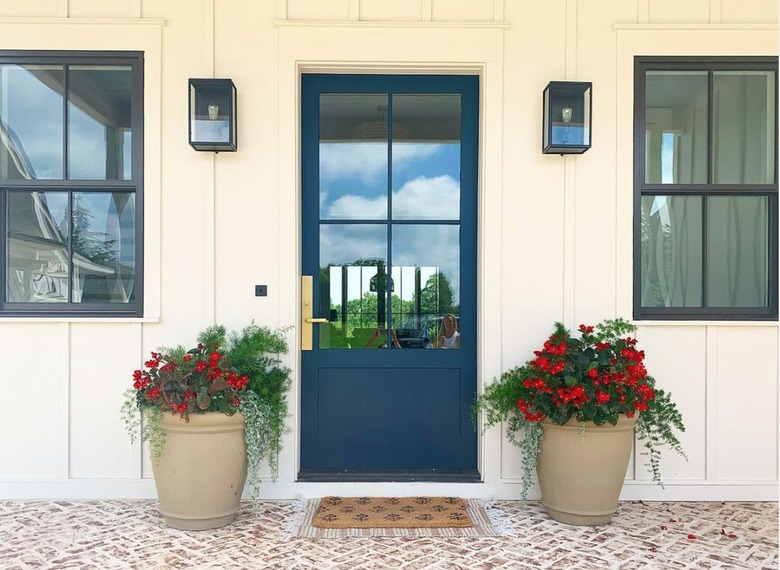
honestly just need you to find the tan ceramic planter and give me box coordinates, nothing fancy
[152,412,247,530]
[537,414,636,526]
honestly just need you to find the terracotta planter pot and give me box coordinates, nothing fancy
[152,412,247,530]
[537,414,636,526]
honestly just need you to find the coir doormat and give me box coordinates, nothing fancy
[291,497,503,538]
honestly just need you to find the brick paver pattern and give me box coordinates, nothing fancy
[0,499,776,569]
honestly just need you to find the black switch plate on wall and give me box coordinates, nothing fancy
[255,285,267,296]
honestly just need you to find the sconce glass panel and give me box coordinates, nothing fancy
[188,79,237,152]
[542,81,592,154]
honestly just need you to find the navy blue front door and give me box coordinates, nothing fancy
[299,74,478,480]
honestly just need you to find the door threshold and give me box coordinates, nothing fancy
[297,469,481,483]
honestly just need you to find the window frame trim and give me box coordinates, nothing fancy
[633,55,779,321]
[0,50,144,318]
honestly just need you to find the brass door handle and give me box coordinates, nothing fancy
[302,276,328,350]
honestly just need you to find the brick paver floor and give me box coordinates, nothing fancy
[0,499,776,569]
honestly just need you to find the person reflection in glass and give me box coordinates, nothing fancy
[437,314,460,349]
[365,328,402,349]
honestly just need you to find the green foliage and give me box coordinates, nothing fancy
[472,317,687,500]
[121,321,292,500]
[635,388,687,486]
[216,323,293,491]
[121,395,166,463]
[143,407,166,463]
[197,322,292,498]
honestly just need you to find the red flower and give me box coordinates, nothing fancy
[131,342,248,418]
[595,391,611,404]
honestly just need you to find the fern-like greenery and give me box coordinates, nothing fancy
[121,321,292,502]
[198,323,292,498]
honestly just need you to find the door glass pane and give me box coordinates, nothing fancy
[319,94,388,220]
[72,192,136,303]
[640,195,703,307]
[713,71,776,185]
[645,71,708,184]
[6,191,68,302]
[392,94,461,220]
[0,65,64,180]
[319,224,388,349]
[707,196,768,307]
[68,66,133,180]
[392,224,460,349]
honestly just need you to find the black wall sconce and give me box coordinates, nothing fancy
[542,81,592,155]
[188,78,237,152]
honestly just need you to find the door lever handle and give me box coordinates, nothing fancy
[302,276,327,350]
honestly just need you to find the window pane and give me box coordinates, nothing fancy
[68,66,133,180]
[72,192,136,303]
[640,195,703,307]
[707,196,768,307]
[0,65,64,180]
[319,94,388,220]
[6,191,69,302]
[713,71,776,184]
[392,94,461,220]
[645,71,708,184]
[392,225,460,349]
[319,224,387,349]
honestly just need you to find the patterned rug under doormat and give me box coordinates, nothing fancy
[291,497,504,538]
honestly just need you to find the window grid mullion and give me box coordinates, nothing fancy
[386,93,393,335]
[0,191,5,304]
[63,64,69,181]
[635,56,778,320]
[63,65,72,303]
[0,51,143,317]
[701,70,713,308]
[67,191,73,303]
[700,195,708,309]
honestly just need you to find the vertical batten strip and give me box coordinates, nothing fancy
[705,326,718,480]
[493,0,504,22]
[204,0,217,324]
[58,323,70,479]
[638,0,649,23]
[565,0,577,79]
[348,0,359,21]
[57,0,69,18]
[131,0,142,18]
[562,0,577,328]
[130,322,143,479]
[709,0,722,24]
[422,0,433,22]
[277,0,287,21]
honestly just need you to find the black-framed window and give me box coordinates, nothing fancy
[0,51,143,317]
[634,56,778,321]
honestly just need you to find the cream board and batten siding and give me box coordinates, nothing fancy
[0,0,776,501]
[611,20,778,499]
[0,15,164,497]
